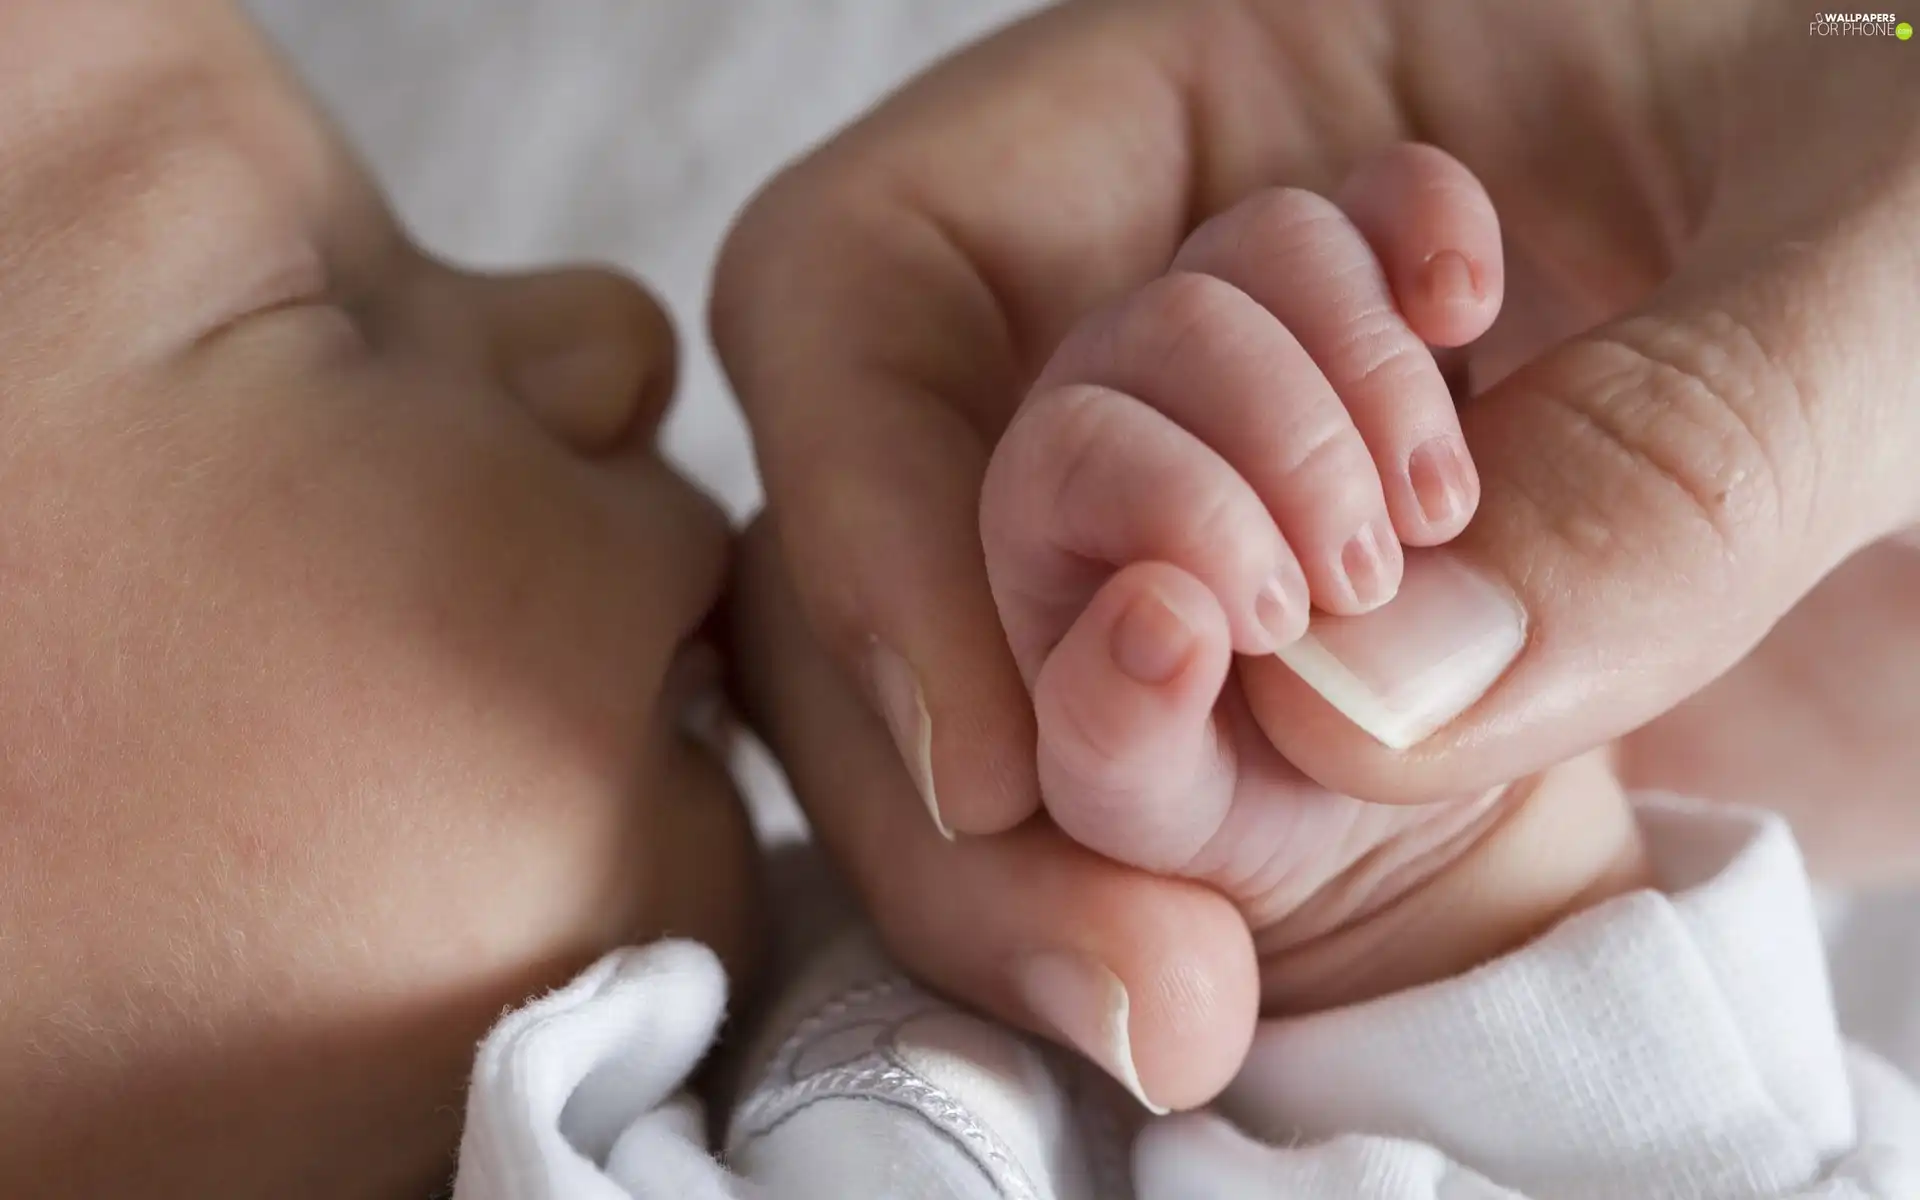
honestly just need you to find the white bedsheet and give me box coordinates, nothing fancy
[243,0,1920,1086]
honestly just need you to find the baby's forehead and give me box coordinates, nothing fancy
[0,4,381,372]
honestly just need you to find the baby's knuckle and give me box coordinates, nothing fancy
[1179,476,1254,563]
[1275,413,1369,484]
[1127,271,1245,359]
[1327,303,1425,394]
[1184,187,1349,277]
[1227,187,1347,257]
[1027,385,1125,515]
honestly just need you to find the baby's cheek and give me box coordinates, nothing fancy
[0,367,738,1194]
[0,567,714,1196]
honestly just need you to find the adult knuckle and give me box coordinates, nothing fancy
[1517,317,1798,577]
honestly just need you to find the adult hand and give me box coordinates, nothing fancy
[717,0,1920,1108]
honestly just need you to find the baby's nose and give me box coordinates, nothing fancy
[473,266,680,456]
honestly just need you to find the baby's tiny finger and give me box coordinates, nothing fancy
[1028,272,1389,619]
[1176,189,1476,549]
[982,383,1303,683]
[731,520,1259,1113]
[1033,562,1238,875]
[1336,143,1505,351]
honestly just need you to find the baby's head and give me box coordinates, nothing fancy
[0,3,755,1194]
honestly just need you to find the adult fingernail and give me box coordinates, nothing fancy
[1408,436,1476,529]
[1422,250,1482,306]
[1013,952,1166,1114]
[1339,521,1399,612]
[1111,590,1195,686]
[868,639,950,840]
[1275,551,1525,749]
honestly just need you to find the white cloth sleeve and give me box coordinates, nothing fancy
[452,941,751,1200]
[451,798,1920,1199]
[1135,797,1920,1199]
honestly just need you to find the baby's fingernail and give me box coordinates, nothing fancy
[1013,952,1166,1114]
[867,640,950,840]
[1110,590,1195,686]
[1254,570,1305,651]
[1422,250,1482,306]
[1339,521,1400,612]
[1275,551,1525,750]
[1408,436,1476,529]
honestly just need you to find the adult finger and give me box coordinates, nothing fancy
[1243,58,1920,797]
[729,516,1259,1112]
[709,0,1386,835]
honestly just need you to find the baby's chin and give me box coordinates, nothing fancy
[1252,749,1647,1014]
[639,666,766,992]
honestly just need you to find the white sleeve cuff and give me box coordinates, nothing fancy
[453,941,746,1200]
[1141,796,1916,1200]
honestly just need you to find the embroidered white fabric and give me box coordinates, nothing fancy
[451,798,1920,1199]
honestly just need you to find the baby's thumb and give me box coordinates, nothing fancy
[1243,228,1920,803]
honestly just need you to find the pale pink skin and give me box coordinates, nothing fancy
[978,145,1512,920]
[722,0,1920,1122]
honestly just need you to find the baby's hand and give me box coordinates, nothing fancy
[985,143,1504,740]
[981,145,1645,1012]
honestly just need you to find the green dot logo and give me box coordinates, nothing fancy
[1900,20,1914,39]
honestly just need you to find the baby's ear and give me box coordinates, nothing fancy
[454,265,680,455]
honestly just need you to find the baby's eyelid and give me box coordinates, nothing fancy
[192,234,353,350]
[236,235,334,318]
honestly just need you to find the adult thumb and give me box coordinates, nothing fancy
[1240,186,1920,803]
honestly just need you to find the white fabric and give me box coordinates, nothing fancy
[454,941,747,1200]
[451,799,1920,1198]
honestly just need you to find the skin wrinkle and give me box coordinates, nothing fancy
[1255,816,1493,1004]
[1632,305,1804,541]
[1270,411,1370,489]
[1249,792,1507,962]
[1588,323,1789,556]
[1485,350,1754,590]
[1111,274,1222,395]
[1325,301,1420,398]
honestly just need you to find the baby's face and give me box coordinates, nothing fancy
[0,4,752,1193]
